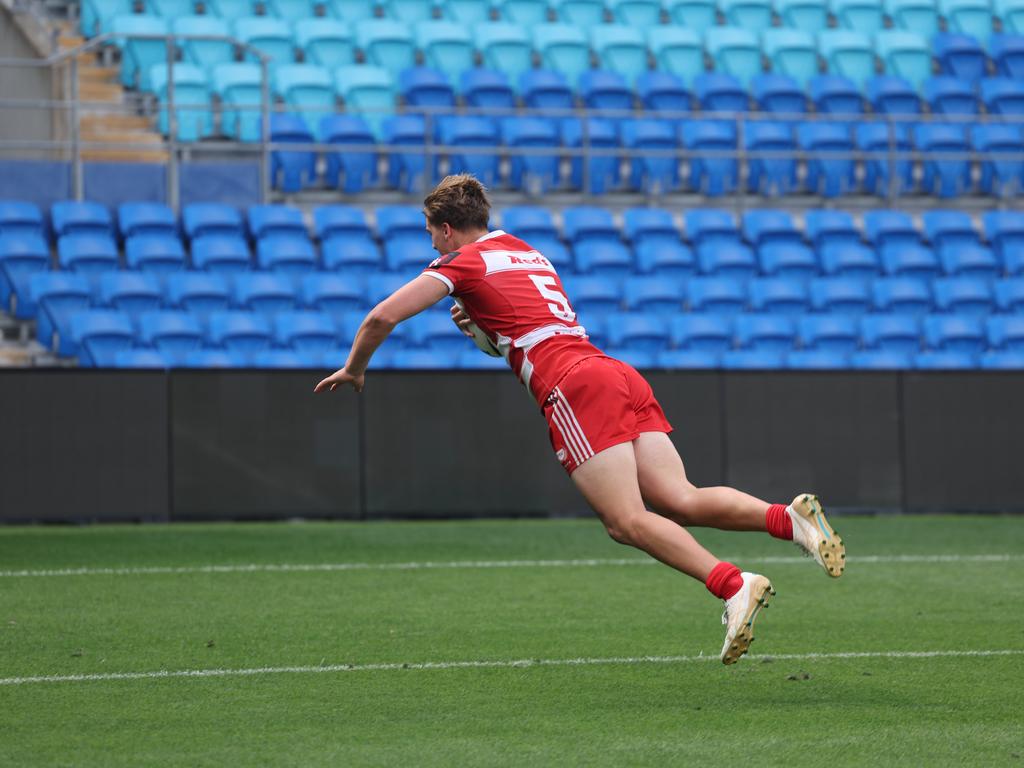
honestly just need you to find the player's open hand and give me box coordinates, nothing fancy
[450,304,474,337]
[314,367,365,394]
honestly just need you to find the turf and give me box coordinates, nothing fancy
[1,515,1022,767]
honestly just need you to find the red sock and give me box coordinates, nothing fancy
[766,503,793,541]
[705,562,744,600]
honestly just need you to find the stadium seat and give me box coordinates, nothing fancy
[266,114,316,194]
[57,234,119,274]
[786,349,850,368]
[990,34,1024,78]
[798,314,860,353]
[332,66,395,131]
[399,68,456,110]
[745,121,798,196]
[875,31,934,89]
[70,310,135,366]
[377,205,426,241]
[436,116,501,186]
[0,233,49,317]
[817,31,875,85]
[682,120,739,196]
[301,273,367,314]
[182,203,242,241]
[80,0,133,37]
[805,209,880,278]
[590,26,649,82]
[147,63,213,142]
[872,277,933,315]
[735,314,797,351]
[914,124,972,197]
[320,115,378,193]
[117,202,176,240]
[248,205,306,241]
[235,17,295,63]
[384,236,435,274]
[520,70,575,110]
[850,349,913,368]
[830,0,885,32]
[686,276,748,314]
[256,236,317,273]
[762,29,819,85]
[207,311,273,353]
[321,0,376,20]
[721,349,787,369]
[274,65,335,133]
[497,0,550,24]
[113,349,170,369]
[657,349,721,368]
[96,271,161,314]
[861,314,921,353]
[885,0,940,35]
[172,14,231,69]
[355,20,415,75]
[111,15,169,90]
[561,277,622,320]
[914,350,978,368]
[232,272,299,314]
[605,348,657,369]
[706,27,762,83]
[646,27,705,81]
[381,0,436,21]
[623,277,686,314]
[972,125,1024,197]
[475,24,535,81]
[856,123,915,196]
[686,209,740,249]
[125,234,186,274]
[932,277,994,315]
[984,210,1024,272]
[636,72,693,114]
[665,0,718,29]
[179,349,246,368]
[138,310,204,358]
[751,74,807,114]
[554,0,607,25]
[457,348,508,370]
[580,70,634,111]
[777,0,830,30]
[502,206,559,240]
[743,210,815,276]
[52,201,112,238]
[213,63,264,142]
[923,314,986,354]
[389,348,459,369]
[866,75,922,115]
[562,206,617,245]
[0,200,43,238]
[940,0,994,39]
[609,0,662,25]
[670,313,735,351]
[621,119,681,194]
[408,310,477,352]
[166,272,231,318]
[980,77,1024,115]
[535,25,593,83]
[382,115,433,193]
[987,315,1024,351]
[933,33,988,83]
[528,236,573,269]
[747,277,809,314]
[798,122,857,197]
[693,73,749,112]
[247,349,307,368]
[273,311,338,351]
[809,277,872,314]
[416,21,475,82]
[924,76,978,115]
[809,75,863,114]
[720,0,773,28]
[979,350,1024,369]
[502,117,561,194]
[630,239,695,279]
[294,19,356,69]
[30,272,91,353]
[205,0,255,17]
[923,211,999,278]
[191,235,252,273]
[604,312,671,353]
[865,211,940,278]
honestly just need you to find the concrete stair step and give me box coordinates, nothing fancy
[80,113,154,132]
[79,81,123,102]
[78,65,119,83]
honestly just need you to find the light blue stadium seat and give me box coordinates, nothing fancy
[980,350,1024,368]
[777,0,830,30]
[561,118,622,194]
[381,0,438,22]
[535,24,593,83]
[798,314,860,353]
[984,211,1024,272]
[213,63,264,142]
[851,349,913,368]
[497,0,551,23]
[205,0,256,17]
[191,235,252,273]
[138,310,204,358]
[267,0,319,19]
[809,277,871,314]
[856,123,914,195]
[320,115,378,193]
[0,234,48,317]
[475,23,535,81]
[521,69,575,110]
[980,77,1024,115]
[147,63,213,141]
[295,19,356,69]
[872,277,933,315]
[914,123,972,197]
[987,315,1024,351]
[31,272,91,354]
[174,17,233,71]
[861,314,921,353]
[301,273,367,314]
[932,277,994,315]
[990,34,1024,77]
[747,277,809,314]
[809,74,862,114]
[98,271,162,314]
[249,204,307,240]
[113,349,171,369]
[623,276,686,314]
[80,0,133,37]
[694,73,748,112]
[416,21,474,82]
[798,121,856,197]
[274,311,338,351]
[57,233,119,275]
[621,118,681,194]
[609,0,662,25]
[233,272,299,313]
[503,117,561,194]
[70,310,135,366]
[813,242,876,287]
[745,121,798,196]
[683,120,739,196]
[256,236,318,273]
[752,74,807,114]
[997,0,1024,31]
[817,30,876,85]
[554,0,607,25]
[923,314,986,355]
[914,350,978,368]
[166,272,231,316]
[266,114,316,194]
[721,349,787,368]
[637,71,693,113]
[866,75,921,114]
[439,0,492,23]
[356,20,416,75]
[830,0,885,32]
[933,33,987,83]
[884,0,939,35]
[333,65,395,130]
[735,314,797,351]
[436,116,501,186]
[762,28,820,85]
[671,313,736,351]
[111,15,169,90]
[461,68,516,109]
[590,26,649,82]
[706,27,763,83]
[604,312,671,354]
[646,27,705,81]
[275,65,335,134]
[924,76,978,115]
[118,202,176,239]
[686,279,746,316]
[208,311,273,353]
[720,0,774,29]
[940,0,994,39]
[125,234,186,274]
[786,349,850,368]
[923,211,1000,278]
[323,0,376,19]
[399,67,456,109]
[972,124,1024,196]
[234,17,295,63]
[52,200,113,238]
[875,31,933,89]
[562,275,624,317]
[665,0,718,28]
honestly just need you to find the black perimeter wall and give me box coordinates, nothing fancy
[1,370,1023,523]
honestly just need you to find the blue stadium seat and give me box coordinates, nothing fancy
[751,74,807,114]
[923,210,999,278]
[457,348,508,370]
[208,311,273,352]
[809,74,863,114]
[400,67,456,110]
[57,234,119,275]
[528,235,573,269]
[381,0,436,21]
[872,277,933,315]
[235,16,295,63]
[720,0,773,29]
[786,349,850,368]
[410,25,469,83]
[580,70,633,111]
[923,314,986,354]
[623,207,678,246]
[743,210,817,278]
[735,314,797,351]
[856,123,915,196]
[295,19,355,68]
[693,73,748,112]
[706,27,762,83]
[0,233,48,317]
[875,30,934,89]
[590,26,649,82]
[111,15,169,90]
[191,235,252,273]
[762,28,819,85]
[621,119,681,194]
[502,117,561,193]
[475,23,535,81]
[562,275,624,317]
[682,120,739,196]
[554,0,606,25]
[665,0,718,29]
[604,348,655,369]
[563,206,618,245]
[125,234,186,274]
[809,277,872,314]
[80,0,133,37]
[320,115,378,194]
[932,277,994,315]
[503,206,559,239]
[356,20,415,75]
[850,349,913,368]
[561,118,622,195]
[382,115,433,193]
[885,0,940,35]
[623,208,694,278]
[745,121,798,196]
[777,0,830,31]
[0,200,43,238]
[998,0,1024,32]
[979,350,1024,369]
[249,205,306,240]
[990,34,1024,78]
[604,312,671,353]
[721,349,787,369]
[980,77,1024,115]
[686,276,747,314]
[933,33,987,83]
[573,241,634,279]
[166,272,231,317]
[973,124,1024,197]
[314,205,372,241]
[924,76,978,115]
[376,205,424,241]
[939,0,994,39]
[535,25,593,83]
[646,27,705,80]
[609,0,662,25]
[182,203,243,240]
[212,63,263,141]
[686,209,740,249]
[805,209,879,278]
[747,277,809,314]
[866,75,921,115]
[118,202,176,239]
[984,211,1024,273]
[389,348,458,369]
[439,2,492,30]
[671,313,735,351]
[407,311,473,352]
[266,114,316,193]
[52,201,112,238]
[636,71,693,113]
[274,65,335,133]
[497,0,550,23]
[623,277,686,314]
[301,273,366,314]
[798,314,860,352]
[138,310,204,358]
[817,31,875,85]
[113,349,170,369]
[876,240,941,280]
[861,313,921,353]
[248,350,306,369]
[325,0,376,20]
[436,116,501,186]
[70,310,135,366]
[830,0,886,32]
[520,70,574,110]
[205,0,255,17]
[233,272,299,313]
[30,272,91,354]
[274,311,338,351]
[256,236,317,273]
[180,349,247,368]
[97,271,162,314]
[384,236,435,274]
[914,350,978,368]
[657,349,722,368]
[331,66,395,132]
[147,62,213,141]
[987,315,1024,351]
[798,122,857,197]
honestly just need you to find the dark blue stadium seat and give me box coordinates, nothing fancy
[979,350,1024,369]
[798,314,860,353]
[923,314,986,355]
[721,349,787,369]
[657,349,722,369]
[321,115,378,193]
[809,75,863,115]
[932,277,993,315]
[621,119,681,193]
[383,115,433,193]
[994,278,1024,312]
[561,118,622,195]
[51,201,113,237]
[745,121,798,196]
[125,234,186,274]
[972,124,1024,197]
[322,237,382,275]
[0,200,44,238]
[693,73,748,112]
[850,350,914,369]
[798,122,857,197]
[118,202,177,239]
[256,235,318,273]
[207,311,273,353]
[986,315,1024,352]
[915,123,973,197]
[191,235,252,273]
[856,123,915,196]
[990,34,1024,79]
[872,277,933,315]
[301,273,366,314]
[785,350,850,369]
[866,76,922,115]
[623,277,685,315]
[923,211,999,278]
[182,203,244,240]
[267,114,317,193]
[502,117,561,193]
[399,67,456,109]
[274,311,339,351]
[30,272,91,354]
[561,275,623,317]
[747,277,809,314]
[70,309,134,365]
[232,273,298,313]
[113,348,170,369]
[809,277,871,315]
[166,272,231,318]
[0,233,49,317]
[980,77,1024,115]
[98,271,162,314]
[407,311,470,352]
[686,277,747,314]
[437,115,501,186]
[636,71,693,114]
[138,310,204,358]
[670,314,735,352]
[984,211,1024,273]
[933,32,987,83]
[751,74,807,115]
[914,350,978,369]
[248,205,307,240]
[924,76,979,115]
[735,314,797,352]
[461,69,516,110]
[861,314,922,354]
[580,70,634,111]
[57,233,119,275]
[604,313,671,353]
[682,120,739,196]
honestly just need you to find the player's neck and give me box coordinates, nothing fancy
[448,228,491,250]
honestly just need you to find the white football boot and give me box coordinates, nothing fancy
[788,493,846,578]
[720,572,776,665]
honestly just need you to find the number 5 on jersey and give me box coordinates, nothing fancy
[528,274,576,323]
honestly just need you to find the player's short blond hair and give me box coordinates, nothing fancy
[423,174,491,232]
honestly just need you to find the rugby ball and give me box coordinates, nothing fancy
[454,299,501,357]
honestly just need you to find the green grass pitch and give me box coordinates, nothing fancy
[1,514,1022,767]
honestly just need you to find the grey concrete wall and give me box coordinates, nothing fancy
[0,5,57,155]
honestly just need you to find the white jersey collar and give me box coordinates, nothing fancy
[476,230,505,242]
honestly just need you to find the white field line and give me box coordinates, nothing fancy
[1,649,1021,687]
[0,553,1020,579]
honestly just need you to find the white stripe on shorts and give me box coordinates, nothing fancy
[550,402,586,465]
[555,387,595,457]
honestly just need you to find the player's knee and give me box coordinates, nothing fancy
[602,514,639,546]
[665,485,700,525]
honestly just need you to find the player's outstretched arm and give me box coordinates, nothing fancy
[314,275,449,394]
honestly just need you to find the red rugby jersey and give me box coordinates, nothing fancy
[422,229,604,405]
